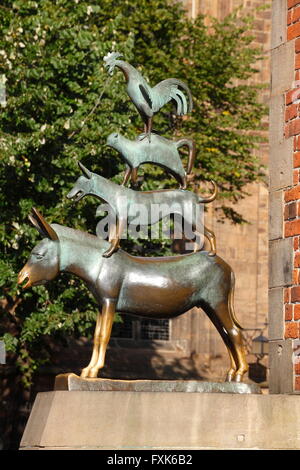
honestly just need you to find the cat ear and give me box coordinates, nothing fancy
[29,208,58,241]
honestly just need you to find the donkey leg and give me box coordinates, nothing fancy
[203,310,239,382]
[81,310,102,378]
[212,302,248,382]
[225,347,238,382]
[89,299,116,378]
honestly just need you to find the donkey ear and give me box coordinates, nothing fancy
[78,161,92,179]
[29,208,58,241]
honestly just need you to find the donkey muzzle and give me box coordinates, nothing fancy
[17,268,31,289]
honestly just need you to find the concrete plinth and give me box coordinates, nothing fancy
[20,390,300,450]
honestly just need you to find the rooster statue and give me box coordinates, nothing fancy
[103,52,193,141]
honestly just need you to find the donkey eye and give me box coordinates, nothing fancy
[33,253,44,260]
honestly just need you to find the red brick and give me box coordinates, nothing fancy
[294,269,299,284]
[295,362,300,374]
[291,286,300,302]
[285,186,300,202]
[296,38,300,53]
[294,304,300,320]
[294,169,299,184]
[285,304,293,321]
[288,10,293,25]
[286,219,300,237]
[295,376,300,391]
[286,103,298,121]
[285,119,300,137]
[288,23,300,41]
[294,152,300,167]
[289,0,300,9]
[284,287,291,303]
[296,251,300,265]
[285,322,299,339]
[294,236,299,250]
[294,135,300,150]
[285,201,297,219]
[295,252,300,267]
[293,6,300,23]
[286,89,298,105]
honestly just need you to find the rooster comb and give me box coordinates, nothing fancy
[103,51,123,64]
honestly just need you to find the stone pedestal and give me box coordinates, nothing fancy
[19,377,300,450]
[54,373,261,394]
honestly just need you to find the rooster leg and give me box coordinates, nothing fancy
[140,117,153,143]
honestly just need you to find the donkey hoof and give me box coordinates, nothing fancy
[80,367,91,378]
[89,367,99,378]
[234,373,243,383]
[102,250,113,258]
[225,370,236,382]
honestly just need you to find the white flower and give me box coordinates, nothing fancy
[19,42,25,48]
[40,124,47,132]
[63,120,70,130]
[87,5,93,15]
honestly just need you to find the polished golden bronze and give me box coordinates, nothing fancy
[18,208,248,383]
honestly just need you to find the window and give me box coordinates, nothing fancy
[111,314,170,341]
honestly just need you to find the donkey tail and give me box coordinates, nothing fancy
[228,271,243,330]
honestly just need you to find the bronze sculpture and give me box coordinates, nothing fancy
[17,52,251,385]
[106,132,195,189]
[103,52,193,141]
[18,208,248,383]
[67,162,217,257]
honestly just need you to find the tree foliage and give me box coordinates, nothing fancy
[0,0,266,385]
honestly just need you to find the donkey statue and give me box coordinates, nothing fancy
[18,208,248,382]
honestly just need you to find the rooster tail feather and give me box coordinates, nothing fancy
[165,78,193,113]
[175,89,188,115]
[153,78,193,114]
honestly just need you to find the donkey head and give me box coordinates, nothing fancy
[66,162,93,202]
[18,208,60,289]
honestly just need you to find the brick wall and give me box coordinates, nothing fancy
[281,0,300,391]
[269,0,300,393]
